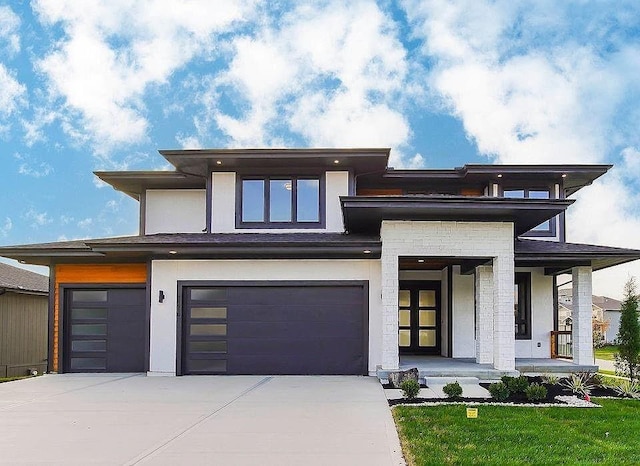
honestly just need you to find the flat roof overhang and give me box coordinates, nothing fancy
[159,148,390,177]
[94,171,205,200]
[515,239,640,274]
[0,233,382,265]
[341,196,574,235]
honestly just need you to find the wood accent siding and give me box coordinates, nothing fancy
[460,187,484,196]
[52,264,147,372]
[356,188,403,196]
[0,292,48,377]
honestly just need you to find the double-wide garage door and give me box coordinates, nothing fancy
[180,282,368,375]
[64,288,146,373]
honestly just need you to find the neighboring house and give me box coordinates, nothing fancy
[0,262,49,377]
[1,148,640,376]
[558,290,622,344]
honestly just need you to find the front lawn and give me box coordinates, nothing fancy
[0,376,31,383]
[595,345,619,361]
[393,399,640,465]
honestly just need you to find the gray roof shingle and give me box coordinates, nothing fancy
[0,262,48,293]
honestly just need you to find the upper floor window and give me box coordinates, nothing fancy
[503,188,553,234]
[238,176,323,228]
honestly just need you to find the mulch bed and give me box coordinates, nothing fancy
[385,376,629,406]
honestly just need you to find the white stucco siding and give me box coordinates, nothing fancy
[145,189,206,234]
[453,268,476,358]
[210,171,348,233]
[149,259,382,375]
[515,268,554,358]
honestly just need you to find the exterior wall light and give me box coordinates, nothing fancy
[159,290,165,303]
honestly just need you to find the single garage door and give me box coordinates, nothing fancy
[180,282,368,375]
[64,287,146,372]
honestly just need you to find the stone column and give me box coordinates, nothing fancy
[493,255,515,371]
[381,247,399,370]
[572,266,593,365]
[475,265,494,364]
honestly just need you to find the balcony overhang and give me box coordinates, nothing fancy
[341,196,574,235]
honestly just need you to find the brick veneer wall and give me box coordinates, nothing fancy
[572,266,594,365]
[380,220,515,370]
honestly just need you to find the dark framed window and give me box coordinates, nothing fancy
[237,175,324,228]
[515,272,531,340]
[503,187,555,236]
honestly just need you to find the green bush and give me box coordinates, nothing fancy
[525,383,548,402]
[488,382,510,401]
[502,375,529,394]
[561,373,595,397]
[541,374,559,385]
[443,381,463,399]
[400,379,421,399]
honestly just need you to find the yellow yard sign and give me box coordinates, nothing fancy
[466,407,478,419]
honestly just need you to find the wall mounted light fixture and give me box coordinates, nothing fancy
[159,290,165,303]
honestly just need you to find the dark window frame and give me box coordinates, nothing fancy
[501,186,557,237]
[515,272,532,340]
[236,174,326,229]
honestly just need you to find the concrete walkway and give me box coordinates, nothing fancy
[0,374,404,466]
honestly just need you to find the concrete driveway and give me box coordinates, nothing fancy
[0,374,404,465]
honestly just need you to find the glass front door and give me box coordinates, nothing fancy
[398,281,441,354]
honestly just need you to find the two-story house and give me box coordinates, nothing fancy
[1,148,639,376]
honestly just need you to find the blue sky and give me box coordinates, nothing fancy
[0,0,639,298]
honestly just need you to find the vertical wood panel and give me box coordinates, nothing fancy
[52,263,147,372]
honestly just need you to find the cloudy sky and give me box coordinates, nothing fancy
[0,0,639,298]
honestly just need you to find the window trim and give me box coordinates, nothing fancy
[236,174,326,229]
[501,186,557,237]
[515,272,532,340]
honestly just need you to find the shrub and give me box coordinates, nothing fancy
[504,376,529,394]
[488,382,510,401]
[612,380,640,399]
[541,374,559,385]
[442,381,463,399]
[400,379,421,400]
[525,383,548,402]
[560,373,595,396]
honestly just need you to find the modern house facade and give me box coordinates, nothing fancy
[1,148,639,376]
[0,262,49,377]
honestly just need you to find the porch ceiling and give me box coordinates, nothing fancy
[341,195,573,235]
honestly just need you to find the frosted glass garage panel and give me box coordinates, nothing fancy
[145,189,206,234]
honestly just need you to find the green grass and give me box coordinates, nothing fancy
[0,376,32,383]
[393,399,640,465]
[595,345,619,361]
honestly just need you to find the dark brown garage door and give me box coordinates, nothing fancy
[64,288,146,372]
[179,282,368,375]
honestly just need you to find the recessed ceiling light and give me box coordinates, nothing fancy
[216,160,222,165]
[333,159,340,164]
[497,174,503,178]
[363,249,372,254]
[418,259,425,263]
[168,250,178,255]
[561,173,567,178]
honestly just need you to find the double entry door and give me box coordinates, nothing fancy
[398,281,441,355]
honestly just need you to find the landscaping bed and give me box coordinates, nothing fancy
[385,373,639,406]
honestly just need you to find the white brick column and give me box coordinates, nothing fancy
[381,247,399,369]
[572,266,593,365]
[475,265,494,364]
[493,255,515,371]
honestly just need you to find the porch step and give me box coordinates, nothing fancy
[383,376,492,400]
[377,367,517,384]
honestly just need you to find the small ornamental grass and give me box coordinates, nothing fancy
[561,372,596,397]
[612,379,640,399]
[525,382,548,402]
[400,379,421,400]
[541,373,559,385]
[488,381,510,401]
[442,381,463,399]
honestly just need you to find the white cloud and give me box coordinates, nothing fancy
[15,152,54,177]
[0,63,25,118]
[198,1,412,161]
[77,217,93,229]
[0,6,20,55]
[32,0,257,157]
[0,217,12,236]
[404,0,640,297]
[23,208,52,227]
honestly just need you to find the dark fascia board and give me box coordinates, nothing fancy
[159,148,390,177]
[94,171,206,200]
[340,196,573,235]
[382,164,611,195]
